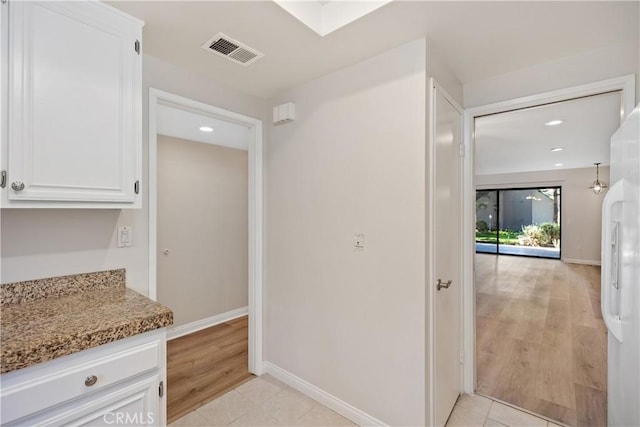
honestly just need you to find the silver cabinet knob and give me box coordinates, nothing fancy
[84,375,98,387]
[437,279,452,291]
[11,181,25,192]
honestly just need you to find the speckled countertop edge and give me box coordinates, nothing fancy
[1,269,126,306]
[1,270,173,374]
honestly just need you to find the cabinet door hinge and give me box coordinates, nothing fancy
[458,143,466,158]
[134,180,140,194]
[460,351,465,365]
[134,39,140,54]
[159,380,164,398]
[1,170,6,189]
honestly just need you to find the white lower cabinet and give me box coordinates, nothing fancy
[0,330,167,427]
[14,375,160,427]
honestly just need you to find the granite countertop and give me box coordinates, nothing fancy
[0,269,173,374]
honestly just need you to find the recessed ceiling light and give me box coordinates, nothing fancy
[199,126,214,132]
[555,163,563,167]
[550,147,564,152]
[545,120,564,126]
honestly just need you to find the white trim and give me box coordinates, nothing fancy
[167,306,248,340]
[427,78,436,427]
[148,88,264,375]
[148,95,158,302]
[427,78,464,427]
[461,74,636,394]
[262,362,388,427]
[563,258,601,266]
[476,180,564,190]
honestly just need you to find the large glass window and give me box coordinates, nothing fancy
[475,187,561,259]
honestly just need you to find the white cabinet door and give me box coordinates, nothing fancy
[63,376,160,427]
[10,375,161,427]
[6,1,142,205]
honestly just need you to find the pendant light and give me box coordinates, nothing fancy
[589,162,608,194]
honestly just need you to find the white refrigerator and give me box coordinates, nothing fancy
[602,104,640,427]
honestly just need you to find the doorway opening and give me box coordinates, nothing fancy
[473,92,618,425]
[461,75,636,426]
[476,187,561,259]
[148,89,264,422]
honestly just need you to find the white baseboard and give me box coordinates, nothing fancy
[263,362,387,427]
[563,258,601,266]
[167,306,248,340]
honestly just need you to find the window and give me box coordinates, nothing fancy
[476,187,561,259]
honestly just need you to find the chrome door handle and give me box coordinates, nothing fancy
[437,279,452,291]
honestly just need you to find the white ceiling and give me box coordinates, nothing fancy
[109,1,638,99]
[474,91,622,176]
[156,104,249,150]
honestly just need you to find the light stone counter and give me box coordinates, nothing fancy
[0,269,173,374]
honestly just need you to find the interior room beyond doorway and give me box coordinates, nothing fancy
[472,89,623,426]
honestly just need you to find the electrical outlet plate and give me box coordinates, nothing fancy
[118,226,132,248]
[354,233,365,249]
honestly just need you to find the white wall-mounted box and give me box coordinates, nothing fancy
[273,102,296,125]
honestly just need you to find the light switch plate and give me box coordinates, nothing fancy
[118,226,132,248]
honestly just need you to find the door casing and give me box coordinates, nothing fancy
[148,88,264,375]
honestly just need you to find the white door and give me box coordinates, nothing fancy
[6,1,141,203]
[431,79,463,426]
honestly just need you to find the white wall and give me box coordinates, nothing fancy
[0,54,268,293]
[426,40,463,105]
[157,135,248,327]
[464,40,639,108]
[0,208,142,286]
[476,166,610,265]
[266,39,429,426]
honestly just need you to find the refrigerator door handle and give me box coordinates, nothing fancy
[602,180,624,343]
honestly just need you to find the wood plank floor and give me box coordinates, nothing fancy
[167,316,254,423]
[475,254,607,426]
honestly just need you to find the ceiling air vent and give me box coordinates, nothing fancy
[201,33,264,66]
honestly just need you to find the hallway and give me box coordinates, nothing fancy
[475,254,607,426]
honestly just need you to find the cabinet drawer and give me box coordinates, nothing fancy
[0,339,161,424]
[6,374,160,427]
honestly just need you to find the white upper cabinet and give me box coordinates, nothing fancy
[2,1,143,208]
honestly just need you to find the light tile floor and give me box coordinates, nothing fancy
[169,375,355,427]
[171,376,559,427]
[446,394,562,427]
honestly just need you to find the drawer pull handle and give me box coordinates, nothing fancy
[84,375,98,387]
